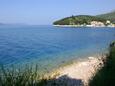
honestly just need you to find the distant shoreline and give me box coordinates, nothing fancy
[53,25,115,28]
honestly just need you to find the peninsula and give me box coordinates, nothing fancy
[53,11,115,27]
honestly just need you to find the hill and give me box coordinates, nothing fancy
[0,23,4,25]
[96,11,115,23]
[53,15,107,25]
[53,11,115,25]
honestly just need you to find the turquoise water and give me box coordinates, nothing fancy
[0,25,115,70]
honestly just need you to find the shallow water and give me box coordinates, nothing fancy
[0,25,115,70]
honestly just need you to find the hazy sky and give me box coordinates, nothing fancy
[0,0,115,25]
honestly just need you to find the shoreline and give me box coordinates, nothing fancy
[49,55,104,85]
[53,25,115,28]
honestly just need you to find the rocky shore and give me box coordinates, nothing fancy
[50,56,104,86]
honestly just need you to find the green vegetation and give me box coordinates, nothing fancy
[96,11,115,23]
[0,65,49,86]
[89,41,115,86]
[53,15,106,25]
[0,65,63,86]
[53,11,115,25]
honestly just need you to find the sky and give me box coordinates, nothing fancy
[0,0,115,25]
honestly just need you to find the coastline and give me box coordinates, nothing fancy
[49,55,104,86]
[53,25,115,28]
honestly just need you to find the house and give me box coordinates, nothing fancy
[106,20,111,24]
[90,21,105,27]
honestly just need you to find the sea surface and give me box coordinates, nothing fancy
[0,25,115,71]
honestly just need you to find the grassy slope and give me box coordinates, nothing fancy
[89,42,115,86]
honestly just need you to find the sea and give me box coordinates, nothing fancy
[0,25,115,72]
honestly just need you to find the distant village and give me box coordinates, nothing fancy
[54,20,115,27]
[85,20,115,27]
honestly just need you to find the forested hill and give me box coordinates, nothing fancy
[96,11,115,23]
[53,15,106,25]
[53,11,115,25]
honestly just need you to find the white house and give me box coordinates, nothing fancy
[90,21,105,27]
